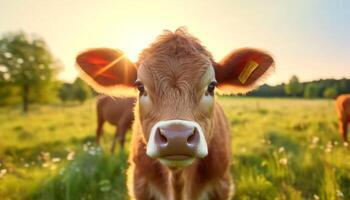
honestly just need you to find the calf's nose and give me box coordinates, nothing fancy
[154,124,200,159]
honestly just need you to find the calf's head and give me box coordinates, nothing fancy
[76,29,274,167]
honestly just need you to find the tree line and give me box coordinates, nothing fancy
[248,75,350,98]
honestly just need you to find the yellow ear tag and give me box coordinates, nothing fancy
[238,60,259,84]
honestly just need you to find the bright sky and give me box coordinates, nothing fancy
[0,0,349,84]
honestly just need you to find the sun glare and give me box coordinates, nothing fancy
[123,42,145,63]
[119,31,156,63]
[59,69,78,83]
[124,51,139,63]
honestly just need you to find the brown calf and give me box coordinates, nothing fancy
[96,95,135,152]
[76,28,274,200]
[336,94,350,142]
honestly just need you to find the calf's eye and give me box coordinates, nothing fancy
[134,81,145,95]
[207,81,217,95]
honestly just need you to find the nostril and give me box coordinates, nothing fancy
[155,128,168,147]
[187,128,199,147]
[159,132,168,144]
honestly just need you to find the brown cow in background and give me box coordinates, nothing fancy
[96,95,135,152]
[336,94,350,142]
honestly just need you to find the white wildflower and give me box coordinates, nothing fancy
[278,147,285,153]
[67,151,75,161]
[312,136,319,144]
[52,157,61,163]
[279,158,288,165]
[0,169,7,178]
[337,190,344,197]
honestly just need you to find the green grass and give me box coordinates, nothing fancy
[0,97,349,199]
[31,148,128,200]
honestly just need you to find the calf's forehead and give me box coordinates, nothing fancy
[137,55,214,90]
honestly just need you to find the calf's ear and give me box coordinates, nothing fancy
[76,48,137,96]
[214,48,274,94]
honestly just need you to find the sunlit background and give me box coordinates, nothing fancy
[1,0,349,85]
[2,1,350,199]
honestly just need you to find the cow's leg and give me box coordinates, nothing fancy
[339,120,348,143]
[96,118,104,145]
[111,122,129,153]
[119,128,127,150]
[112,119,131,152]
[209,173,234,200]
[110,127,120,153]
[120,122,132,150]
[343,121,348,143]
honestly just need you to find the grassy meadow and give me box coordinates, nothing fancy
[0,97,349,200]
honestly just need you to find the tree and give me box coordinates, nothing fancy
[0,82,20,105]
[284,75,303,97]
[72,78,91,103]
[304,83,321,98]
[323,87,338,99]
[249,84,286,97]
[58,83,73,103]
[248,78,350,98]
[0,31,60,112]
[338,79,350,94]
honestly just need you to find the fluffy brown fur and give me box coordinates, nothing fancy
[127,101,233,200]
[128,29,233,199]
[75,27,275,200]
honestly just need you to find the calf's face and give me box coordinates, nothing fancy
[76,30,274,168]
[136,53,216,167]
